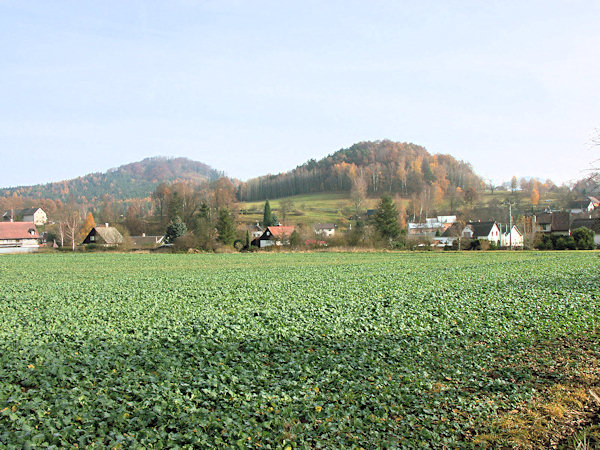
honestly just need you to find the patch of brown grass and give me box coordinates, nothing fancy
[474,333,600,448]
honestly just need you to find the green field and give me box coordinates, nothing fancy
[1,252,599,447]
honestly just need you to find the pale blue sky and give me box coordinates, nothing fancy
[1,1,599,189]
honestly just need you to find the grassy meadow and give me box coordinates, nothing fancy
[1,252,599,447]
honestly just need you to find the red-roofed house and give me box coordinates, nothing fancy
[0,222,40,253]
[256,226,295,248]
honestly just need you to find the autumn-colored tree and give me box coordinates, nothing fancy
[531,188,540,205]
[211,178,236,210]
[78,212,96,243]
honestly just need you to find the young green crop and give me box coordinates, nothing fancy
[0,252,598,447]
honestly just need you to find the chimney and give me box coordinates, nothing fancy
[105,223,109,228]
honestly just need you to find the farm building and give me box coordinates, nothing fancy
[82,224,124,247]
[0,222,40,253]
[314,223,336,237]
[255,226,295,248]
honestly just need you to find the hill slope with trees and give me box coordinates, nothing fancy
[0,157,221,203]
[239,140,482,202]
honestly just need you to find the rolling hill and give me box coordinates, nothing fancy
[0,157,221,202]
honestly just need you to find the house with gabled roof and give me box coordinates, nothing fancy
[82,224,124,247]
[462,221,502,245]
[500,225,524,248]
[0,222,40,253]
[256,225,295,248]
[567,199,596,214]
[314,223,336,237]
[2,207,47,226]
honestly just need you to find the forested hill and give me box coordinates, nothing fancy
[0,157,221,202]
[238,140,482,201]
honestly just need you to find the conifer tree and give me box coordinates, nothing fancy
[216,208,236,245]
[263,200,276,227]
[374,194,401,241]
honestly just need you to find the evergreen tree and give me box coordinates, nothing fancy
[263,200,276,227]
[198,201,210,219]
[216,208,236,245]
[245,230,251,249]
[165,216,187,243]
[374,194,401,241]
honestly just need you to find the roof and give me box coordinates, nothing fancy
[314,223,336,230]
[130,235,164,247]
[264,226,295,239]
[93,226,124,244]
[536,213,552,225]
[441,222,462,237]
[0,222,39,239]
[551,212,571,232]
[567,199,592,209]
[466,221,498,237]
[20,207,42,215]
[571,218,600,233]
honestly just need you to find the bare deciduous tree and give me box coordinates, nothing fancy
[351,174,367,217]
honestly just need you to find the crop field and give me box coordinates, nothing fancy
[1,252,599,447]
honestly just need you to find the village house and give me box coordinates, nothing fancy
[249,222,265,239]
[82,224,124,247]
[255,225,295,248]
[571,217,600,246]
[533,213,552,233]
[567,198,597,214]
[408,216,456,237]
[462,221,502,245]
[314,223,336,237]
[2,207,47,226]
[550,211,571,236]
[500,225,524,248]
[0,222,40,253]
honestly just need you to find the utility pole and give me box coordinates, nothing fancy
[504,201,517,250]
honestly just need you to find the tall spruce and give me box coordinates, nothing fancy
[216,208,236,245]
[263,200,276,227]
[374,195,401,241]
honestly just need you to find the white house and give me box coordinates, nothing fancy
[20,208,47,226]
[256,226,295,248]
[314,223,336,237]
[2,208,47,226]
[500,225,524,248]
[0,222,40,253]
[462,221,502,245]
[567,199,596,214]
[249,222,265,239]
[408,216,456,236]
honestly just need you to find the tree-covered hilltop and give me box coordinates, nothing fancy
[238,140,482,201]
[0,157,221,202]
